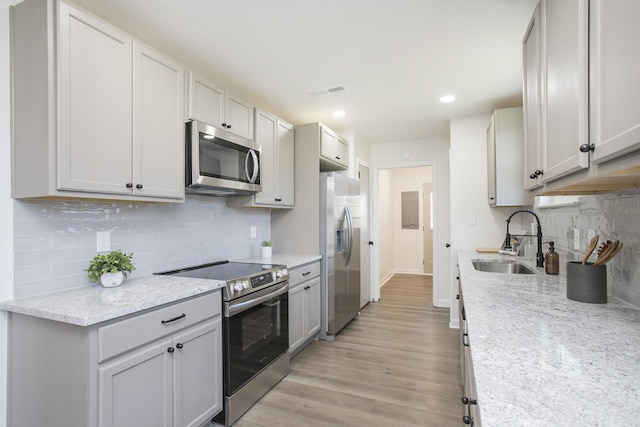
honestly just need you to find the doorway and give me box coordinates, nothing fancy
[376,166,433,283]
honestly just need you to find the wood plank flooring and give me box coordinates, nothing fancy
[234,274,463,426]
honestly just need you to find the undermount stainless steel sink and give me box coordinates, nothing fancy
[472,260,536,274]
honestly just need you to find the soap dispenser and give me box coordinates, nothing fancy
[544,241,559,275]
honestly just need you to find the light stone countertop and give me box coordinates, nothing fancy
[235,253,321,269]
[0,275,225,327]
[457,250,640,426]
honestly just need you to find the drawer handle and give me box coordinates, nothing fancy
[161,313,186,324]
[302,272,311,276]
[304,286,310,290]
[176,343,184,349]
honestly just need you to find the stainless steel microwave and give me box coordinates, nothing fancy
[185,120,261,196]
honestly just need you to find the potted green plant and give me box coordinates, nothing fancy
[86,249,135,288]
[261,240,273,258]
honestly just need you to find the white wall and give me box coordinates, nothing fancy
[0,6,12,427]
[449,114,528,326]
[371,137,450,307]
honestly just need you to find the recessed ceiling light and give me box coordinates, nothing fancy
[333,110,346,118]
[440,95,456,103]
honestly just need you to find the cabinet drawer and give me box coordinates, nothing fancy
[98,291,221,362]
[289,262,320,288]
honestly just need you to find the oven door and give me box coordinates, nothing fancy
[224,281,289,395]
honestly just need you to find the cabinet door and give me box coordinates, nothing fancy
[57,2,133,194]
[98,339,173,427]
[288,284,306,351]
[522,3,544,190]
[188,73,225,128]
[542,0,589,183]
[226,93,255,140]
[487,116,497,204]
[277,120,295,206]
[173,318,222,427]
[320,126,337,160]
[133,42,185,199]
[304,277,321,339]
[336,137,349,168]
[254,110,278,205]
[590,0,640,164]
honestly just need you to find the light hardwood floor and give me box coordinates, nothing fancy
[234,274,464,427]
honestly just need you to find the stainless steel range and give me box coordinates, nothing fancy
[157,261,290,426]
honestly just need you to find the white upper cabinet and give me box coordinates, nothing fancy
[188,72,255,140]
[319,125,349,171]
[541,0,589,183]
[522,3,543,191]
[487,107,531,207]
[57,2,133,195]
[133,42,185,199]
[11,0,185,202]
[589,0,640,164]
[521,0,640,194]
[227,110,294,209]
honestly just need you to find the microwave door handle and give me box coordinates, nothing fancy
[244,151,251,182]
[248,149,259,184]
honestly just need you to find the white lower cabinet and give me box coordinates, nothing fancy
[99,319,221,427]
[288,261,321,356]
[7,291,222,427]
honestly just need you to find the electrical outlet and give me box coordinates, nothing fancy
[573,229,580,250]
[97,231,110,253]
[251,226,257,239]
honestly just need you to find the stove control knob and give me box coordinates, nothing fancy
[242,281,250,289]
[233,282,243,292]
[276,269,287,278]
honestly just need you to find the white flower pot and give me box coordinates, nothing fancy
[100,271,124,288]
[261,247,272,258]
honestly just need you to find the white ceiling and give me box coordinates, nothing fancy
[21,0,538,144]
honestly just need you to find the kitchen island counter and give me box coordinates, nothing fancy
[457,250,640,426]
[0,275,225,326]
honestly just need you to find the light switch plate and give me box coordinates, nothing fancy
[250,226,257,239]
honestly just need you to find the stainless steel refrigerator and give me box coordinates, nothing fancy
[319,172,361,341]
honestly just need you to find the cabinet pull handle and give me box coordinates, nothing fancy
[335,156,341,160]
[136,184,143,189]
[176,343,184,349]
[529,169,544,180]
[161,313,186,324]
[579,143,595,153]
[302,272,311,276]
[167,347,175,353]
[304,286,310,290]
[275,198,282,202]
[125,183,133,188]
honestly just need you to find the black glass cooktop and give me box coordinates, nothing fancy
[156,261,278,282]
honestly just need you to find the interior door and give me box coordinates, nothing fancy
[423,182,433,274]
[359,163,371,308]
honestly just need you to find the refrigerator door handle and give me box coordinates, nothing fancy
[344,205,353,266]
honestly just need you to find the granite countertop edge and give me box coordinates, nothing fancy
[457,249,640,426]
[0,253,321,327]
[0,274,225,327]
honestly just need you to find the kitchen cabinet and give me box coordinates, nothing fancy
[227,110,295,209]
[522,0,640,195]
[7,291,223,427]
[458,280,481,427]
[319,124,349,171]
[188,72,255,140]
[11,0,185,202]
[487,107,531,206]
[589,0,640,165]
[288,261,321,356]
[522,3,543,191]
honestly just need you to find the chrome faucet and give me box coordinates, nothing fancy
[503,209,544,268]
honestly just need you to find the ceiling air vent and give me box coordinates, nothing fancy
[306,84,349,97]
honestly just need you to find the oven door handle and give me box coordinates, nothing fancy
[227,283,288,317]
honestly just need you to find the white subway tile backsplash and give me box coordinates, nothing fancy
[12,196,270,298]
